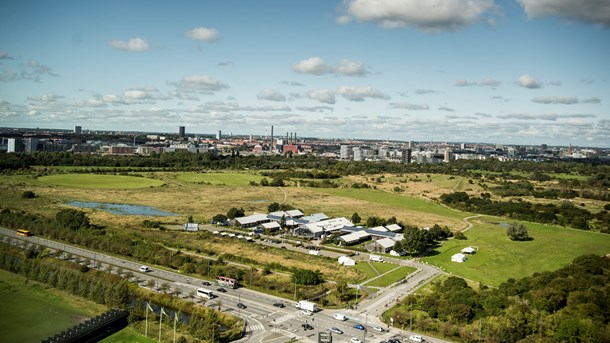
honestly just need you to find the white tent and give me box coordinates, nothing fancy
[451,253,467,263]
[461,246,476,254]
[338,256,356,266]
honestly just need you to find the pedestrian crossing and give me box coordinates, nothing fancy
[249,324,264,332]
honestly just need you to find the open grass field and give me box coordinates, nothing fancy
[99,326,158,343]
[352,262,380,281]
[37,174,165,189]
[176,172,263,186]
[423,217,610,286]
[365,266,418,288]
[0,269,106,343]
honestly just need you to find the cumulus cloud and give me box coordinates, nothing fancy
[582,97,601,104]
[257,88,286,102]
[337,86,389,102]
[122,87,170,101]
[517,0,610,27]
[170,75,229,94]
[438,106,455,112]
[0,51,13,60]
[340,0,495,31]
[336,59,369,77]
[108,37,151,52]
[307,89,336,104]
[292,57,370,76]
[389,102,429,110]
[517,74,543,89]
[27,93,65,102]
[292,57,330,75]
[185,27,219,41]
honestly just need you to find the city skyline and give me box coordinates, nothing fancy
[1,1,609,147]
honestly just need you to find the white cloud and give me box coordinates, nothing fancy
[108,37,151,52]
[582,97,601,104]
[185,27,219,41]
[292,57,330,75]
[532,96,578,104]
[337,86,389,102]
[28,92,64,102]
[517,74,543,89]
[341,0,494,31]
[389,102,429,110]
[282,81,304,87]
[292,57,370,77]
[479,77,501,88]
[497,113,596,121]
[296,106,334,112]
[257,88,286,102]
[414,89,438,95]
[517,0,610,28]
[307,89,336,104]
[455,79,477,87]
[170,75,229,94]
[336,59,369,77]
[438,106,455,112]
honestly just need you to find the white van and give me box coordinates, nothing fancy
[333,313,347,321]
[370,254,384,262]
[138,266,151,272]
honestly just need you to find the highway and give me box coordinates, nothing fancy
[0,227,452,343]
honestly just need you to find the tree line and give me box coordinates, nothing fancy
[389,254,610,342]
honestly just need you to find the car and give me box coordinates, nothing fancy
[353,324,365,330]
[329,327,343,334]
[373,326,384,332]
[138,266,150,272]
[408,336,424,342]
[273,302,285,308]
[237,303,247,309]
[388,339,402,343]
[280,246,287,249]
[216,287,227,292]
[202,281,211,286]
[350,338,362,343]
[302,323,313,330]
[301,310,313,316]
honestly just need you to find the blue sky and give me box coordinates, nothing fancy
[1,0,609,147]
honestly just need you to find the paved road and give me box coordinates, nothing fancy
[0,227,452,343]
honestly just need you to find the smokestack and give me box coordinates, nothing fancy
[294,132,297,143]
[286,132,289,143]
[271,125,274,151]
[290,132,293,144]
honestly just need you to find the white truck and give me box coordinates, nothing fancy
[370,254,384,262]
[295,300,317,312]
[308,250,320,256]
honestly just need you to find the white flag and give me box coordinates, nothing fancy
[161,307,168,317]
[147,302,154,312]
[174,312,180,323]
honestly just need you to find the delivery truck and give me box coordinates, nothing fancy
[295,300,317,312]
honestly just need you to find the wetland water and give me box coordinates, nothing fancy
[67,201,178,216]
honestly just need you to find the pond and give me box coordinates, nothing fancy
[67,201,178,217]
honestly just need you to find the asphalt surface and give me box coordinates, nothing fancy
[0,227,453,343]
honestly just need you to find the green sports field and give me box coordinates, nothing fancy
[0,270,106,343]
[423,217,610,286]
[37,174,164,189]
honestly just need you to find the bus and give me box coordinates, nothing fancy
[196,288,214,299]
[16,229,31,237]
[216,276,236,289]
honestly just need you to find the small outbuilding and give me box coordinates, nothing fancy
[338,256,356,266]
[451,253,467,263]
[461,246,476,254]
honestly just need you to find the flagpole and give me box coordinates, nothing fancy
[145,302,149,337]
[173,311,179,343]
[159,307,164,342]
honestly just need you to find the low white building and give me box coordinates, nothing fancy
[461,246,476,254]
[451,253,467,263]
[338,256,356,266]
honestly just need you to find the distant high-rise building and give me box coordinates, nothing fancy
[352,147,362,161]
[179,126,185,137]
[340,145,351,160]
[24,138,38,153]
[444,147,452,162]
[216,130,222,140]
[74,125,82,134]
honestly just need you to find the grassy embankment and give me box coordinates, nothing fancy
[0,269,107,343]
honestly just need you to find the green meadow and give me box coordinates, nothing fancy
[175,172,263,186]
[0,270,106,343]
[364,266,418,288]
[36,174,164,189]
[317,188,466,220]
[423,217,610,286]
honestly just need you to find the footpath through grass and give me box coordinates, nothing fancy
[423,217,610,286]
[365,266,418,287]
[0,269,106,343]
